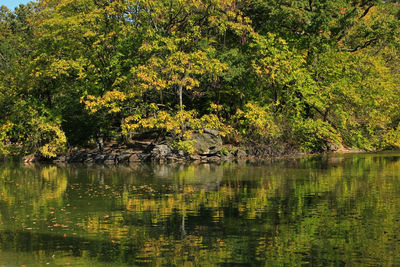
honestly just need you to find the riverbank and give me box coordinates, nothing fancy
[22,139,365,165]
[23,141,250,164]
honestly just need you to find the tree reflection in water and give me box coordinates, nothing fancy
[0,152,400,265]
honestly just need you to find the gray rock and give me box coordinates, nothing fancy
[68,151,87,163]
[166,156,178,162]
[207,156,221,162]
[109,154,118,161]
[94,154,107,163]
[118,153,131,162]
[53,156,67,162]
[192,128,223,155]
[235,149,247,159]
[84,157,94,163]
[104,159,116,165]
[221,152,234,161]
[189,154,201,161]
[148,144,173,161]
[144,143,178,161]
[327,143,339,152]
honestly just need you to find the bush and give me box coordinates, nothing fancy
[0,106,67,158]
[292,118,342,152]
[233,103,281,143]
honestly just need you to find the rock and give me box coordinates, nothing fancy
[68,151,87,163]
[235,149,247,159]
[207,156,221,163]
[118,153,131,163]
[189,154,201,161]
[23,154,38,163]
[167,156,178,162]
[128,141,152,150]
[221,152,234,161]
[192,128,223,155]
[94,154,107,163]
[84,157,94,163]
[24,153,57,163]
[129,153,140,162]
[327,143,339,152]
[109,154,119,160]
[104,153,118,164]
[177,150,185,157]
[149,144,173,161]
[139,153,151,161]
[53,156,67,162]
[104,159,116,165]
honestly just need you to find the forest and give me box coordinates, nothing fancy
[0,0,399,158]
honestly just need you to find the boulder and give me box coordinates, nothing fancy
[207,155,221,163]
[94,154,107,163]
[235,149,247,159]
[118,153,132,163]
[104,159,116,165]
[53,156,67,163]
[68,151,87,163]
[189,154,201,161]
[327,143,339,152]
[192,128,223,155]
[84,157,94,163]
[128,153,140,162]
[149,144,172,161]
[221,152,234,161]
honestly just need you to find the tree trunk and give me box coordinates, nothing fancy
[178,84,184,138]
[95,130,104,153]
[179,84,183,112]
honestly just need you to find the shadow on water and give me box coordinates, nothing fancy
[0,152,400,265]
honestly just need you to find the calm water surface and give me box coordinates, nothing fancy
[1,152,400,266]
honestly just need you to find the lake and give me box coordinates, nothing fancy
[1,152,400,266]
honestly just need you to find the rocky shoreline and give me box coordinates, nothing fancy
[21,128,364,165]
[23,128,249,164]
[23,142,248,164]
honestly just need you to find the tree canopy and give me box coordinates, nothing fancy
[1,0,399,157]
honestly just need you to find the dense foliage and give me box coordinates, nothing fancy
[1,0,399,157]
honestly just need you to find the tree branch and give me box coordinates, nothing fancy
[0,52,10,68]
[339,37,378,52]
[360,4,374,19]
[304,0,314,12]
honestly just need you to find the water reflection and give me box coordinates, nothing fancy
[0,152,400,265]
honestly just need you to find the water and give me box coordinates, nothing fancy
[1,152,400,266]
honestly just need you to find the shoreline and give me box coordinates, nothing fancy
[20,141,369,165]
